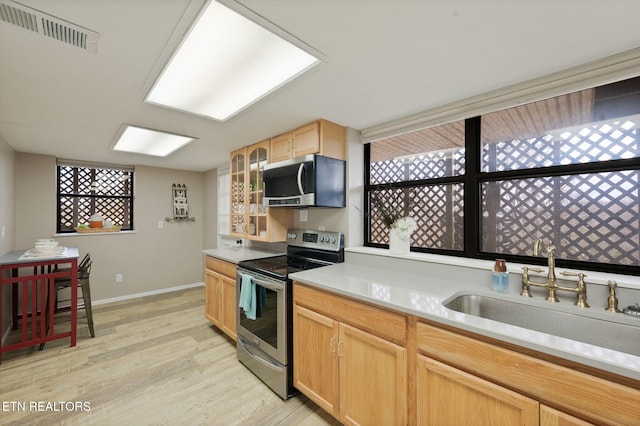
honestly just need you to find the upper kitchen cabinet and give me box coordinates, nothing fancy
[270,119,346,163]
[230,141,292,242]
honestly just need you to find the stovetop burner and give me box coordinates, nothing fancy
[237,229,344,280]
[242,255,290,279]
[238,255,331,280]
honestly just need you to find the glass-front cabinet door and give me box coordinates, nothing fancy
[229,140,292,242]
[247,140,269,240]
[230,147,246,237]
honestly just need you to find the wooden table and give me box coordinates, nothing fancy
[0,247,79,363]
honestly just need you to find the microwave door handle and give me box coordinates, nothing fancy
[297,163,305,195]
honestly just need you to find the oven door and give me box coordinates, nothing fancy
[236,268,287,364]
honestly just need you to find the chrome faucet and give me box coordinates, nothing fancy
[521,239,589,307]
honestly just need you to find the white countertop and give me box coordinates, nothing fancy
[202,246,284,264]
[289,254,640,382]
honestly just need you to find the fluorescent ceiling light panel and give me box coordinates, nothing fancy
[113,125,195,157]
[145,0,321,121]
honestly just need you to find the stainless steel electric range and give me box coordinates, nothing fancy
[235,229,344,399]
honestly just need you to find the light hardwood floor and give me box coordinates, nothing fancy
[0,287,341,426]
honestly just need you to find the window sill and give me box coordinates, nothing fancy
[347,246,640,290]
[54,230,138,237]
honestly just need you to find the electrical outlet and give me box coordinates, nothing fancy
[116,273,123,283]
[157,220,164,229]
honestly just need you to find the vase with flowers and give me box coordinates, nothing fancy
[371,188,418,255]
[388,216,417,255]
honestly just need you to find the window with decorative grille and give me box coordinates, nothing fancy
[365,76,640,274]
[367,120,466,252]
[57,160,134,233]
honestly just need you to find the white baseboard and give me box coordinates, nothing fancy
[92,282,204,306]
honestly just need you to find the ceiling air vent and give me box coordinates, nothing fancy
[0,0,98,52]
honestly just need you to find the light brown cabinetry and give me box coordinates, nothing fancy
[540,405,596,426]
[204,256,237,341]
[292,280,640,425]
[270,119,346,163]
[230,141,291,241]
[339,322,407,426]
[416,321,640,426]
[293,283,407,426]
[269,132,293,164]
[416,354,539,425]
[293,304,339,415]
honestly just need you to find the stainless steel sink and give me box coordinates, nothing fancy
[443,294,640,357]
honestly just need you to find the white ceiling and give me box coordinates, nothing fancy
[1,0,640,172]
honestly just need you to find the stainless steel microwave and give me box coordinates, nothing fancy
[263,154,345,208]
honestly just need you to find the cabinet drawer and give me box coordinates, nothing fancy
[416,321,640,426]
[205,256,236,279]
[294,282,407,346]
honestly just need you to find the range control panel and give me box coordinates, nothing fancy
[287,229,343,251]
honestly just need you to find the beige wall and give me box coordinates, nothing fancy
[0,135,15,339]
[3,129,362,308]
[203,169,217,249]
[0,136,15,254]
[15,153,206,302]
[15,153,56,244]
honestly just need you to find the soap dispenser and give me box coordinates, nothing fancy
[492,259,509,293]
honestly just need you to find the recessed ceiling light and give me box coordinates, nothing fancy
[113,125,196,157]
[144,0,323,121]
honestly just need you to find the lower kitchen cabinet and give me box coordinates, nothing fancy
[292,282,639,425]
[293,304,339,415]
[416,354,596,426]
[540,405,596,426]
[293,283,408,426]
[204,256,236,341]
[339,322,407,426]
[416,354,539,425]
[416,321,640,426]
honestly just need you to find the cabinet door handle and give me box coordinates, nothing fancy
[329,336,336,353]
[337,340,344,357]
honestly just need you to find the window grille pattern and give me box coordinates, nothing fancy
[57,163,133,232]
[369,183,464,250]
[371,150,465,184]
[368,121,466,251]
[365,76,640,273]
[482,171,640,265]
[482,117,640,172]
[368,117,640,263]
[368,120,640,263]
[481,114,640,265]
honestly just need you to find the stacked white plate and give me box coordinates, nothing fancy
[33,239,63,255]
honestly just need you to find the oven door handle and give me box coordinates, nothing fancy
[242,274,283,292]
